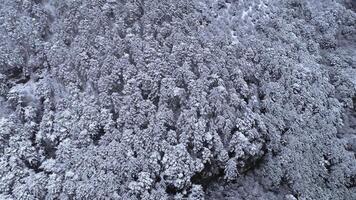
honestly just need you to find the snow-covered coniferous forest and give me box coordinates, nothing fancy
[0,0,355,199]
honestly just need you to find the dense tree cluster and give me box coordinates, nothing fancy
[0,0,355,199]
